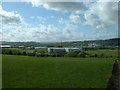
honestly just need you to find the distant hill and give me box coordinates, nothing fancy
[62,38,120,47]
[1,38,120,47]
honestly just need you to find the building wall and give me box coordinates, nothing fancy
[48,48,66,53]
[48,48,82,53]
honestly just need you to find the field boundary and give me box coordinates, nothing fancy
[107,60,120,90]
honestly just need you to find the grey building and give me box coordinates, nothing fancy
[48,47,83,53]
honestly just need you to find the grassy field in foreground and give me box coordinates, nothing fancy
[3,55,115,88]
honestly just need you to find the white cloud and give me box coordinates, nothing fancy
[37,16,46,21]
[0,5,23,24]
[1,2,118,42]
[63,24,78,31]
[2,22,117,42]
[69,14,83,24]
[27,1,86,13]
[1,23,83,42]
[58,18,65,24]
[50,16,55,18]
[97,0,119,2]
[30,16,35,19]
[30,16,46,23]
[28,1,118,29]
[84,2,118,29]
[28,1,118,30]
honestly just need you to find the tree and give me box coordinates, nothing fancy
[22,51,27,55]
[99,53,104,58]
[65,52,78,57]
[9,50,13,55]
[38,49,47,53]
[77,52,86,57]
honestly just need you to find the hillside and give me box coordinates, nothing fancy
[1,38,120,47]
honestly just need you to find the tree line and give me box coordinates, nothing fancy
[2,48,119,58]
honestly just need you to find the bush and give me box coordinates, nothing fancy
[44,53,51,57]
[12,50,21,55]
[38,49,47,53]
[39,53,45,57]
[50,53,61,57]
[36,53,40,57]
[27,52,35,56]
[117,56,120,58]
[89,54,95,57]
[36,53,43,57]
[110,55,113,58]
[9,50,13,55]
[105,56,109,58]
[94,54,98,57]
[99,53,104,58]
[59,51,67,57]
[89,54,98,58]
[2,49,14,55]
[77,52,86,57]
[21,51,27,55]
[65,52,78,57]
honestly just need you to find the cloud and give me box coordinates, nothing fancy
[58,14,84,25]
[69,14,83,24]
[30,16,46,23]
[28,1,118,30]
[63,24,78,31]
[84,2,118,29]
[1,23,82,42]
[28,1,118,29]
[0,5,23,24]
[1,2,118,42]
[27,1,86,12]
[36,16,46,21]
[30,16,35,19]
[58,18,65,24]
[1,22,117,42]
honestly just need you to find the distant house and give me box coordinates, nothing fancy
[0,45,11,48]
[35,47,47,49]
[18,46,25,49]
[88,43,99,47]
[27,50,34,53]
[65,48,83,53]
[48,48,66,53]
[26,47,31,49]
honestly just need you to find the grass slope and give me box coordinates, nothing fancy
[86,49,119,57]
[3,55,115,88]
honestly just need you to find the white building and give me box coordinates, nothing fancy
[35,47,47,49]
[18,46,25,49]
[48,48,66,53]
[48,47,83,53]
[88,43,99,47]
[65,48,83,52]
[0,45,11,48]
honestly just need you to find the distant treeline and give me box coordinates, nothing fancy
[2,48,120,58]
[1,38,120,47]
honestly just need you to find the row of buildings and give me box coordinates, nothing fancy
[0,45,83,53]
[48,48,82,53]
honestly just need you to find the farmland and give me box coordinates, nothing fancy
[2,55,115,88]
[86,49,119,58]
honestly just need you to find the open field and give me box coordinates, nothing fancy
[86,49,119,58]
[3,55,115,88]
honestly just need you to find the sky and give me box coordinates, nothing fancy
[0,0,119,42]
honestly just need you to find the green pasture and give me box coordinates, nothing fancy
[2,55,115,88]
[86,49,119,58]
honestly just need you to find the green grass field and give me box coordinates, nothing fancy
[86,49,119,58]
[2,55,115,88]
